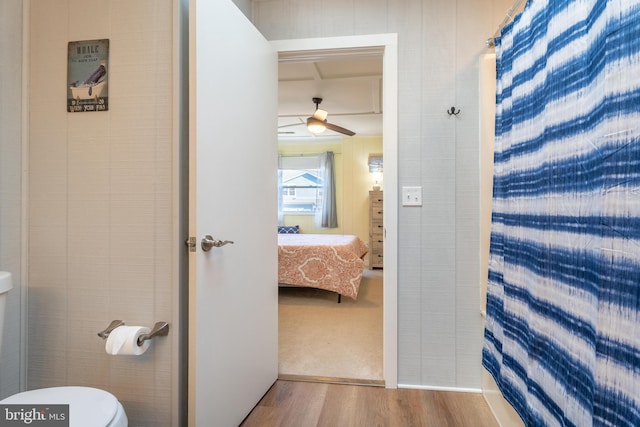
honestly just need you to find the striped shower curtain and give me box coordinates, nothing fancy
[482,1,640,426]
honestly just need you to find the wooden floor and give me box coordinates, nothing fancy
[240,380,500,427]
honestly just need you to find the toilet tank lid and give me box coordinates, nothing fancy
[0,272,12,294]
[0,386,119,427]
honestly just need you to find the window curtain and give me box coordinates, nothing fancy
[277,154,283,225]
[483,1,640,426]
[318,151,338,228]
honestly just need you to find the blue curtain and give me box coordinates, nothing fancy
[277,154,284,225]
[483,1,640,426]
[318,151,338,228]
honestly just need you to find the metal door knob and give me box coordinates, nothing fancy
[201,235,235,252]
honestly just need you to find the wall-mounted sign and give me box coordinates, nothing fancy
[67,39,109,112]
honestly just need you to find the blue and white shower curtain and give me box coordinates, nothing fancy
[483,1,640,426]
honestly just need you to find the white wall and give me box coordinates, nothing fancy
[0,0,24,400]
[27,0,178,424]
[252,0,515,389]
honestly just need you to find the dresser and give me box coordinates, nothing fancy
[369,190,384,269]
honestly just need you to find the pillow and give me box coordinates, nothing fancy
[278,225,300,234]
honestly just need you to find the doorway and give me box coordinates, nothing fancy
[272,34,398,387]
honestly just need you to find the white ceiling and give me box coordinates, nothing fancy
[278,49,383,141]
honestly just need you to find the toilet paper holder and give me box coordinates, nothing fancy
[98,320,170,346]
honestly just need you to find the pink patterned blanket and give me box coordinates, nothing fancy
[277,234,369,300]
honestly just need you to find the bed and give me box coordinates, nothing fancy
[277,233,369,301]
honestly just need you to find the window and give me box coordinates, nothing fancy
[279,155,323,213]
[278,152,337,228]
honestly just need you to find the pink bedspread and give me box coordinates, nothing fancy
[277,234,369,300]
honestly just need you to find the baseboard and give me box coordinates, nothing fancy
[397,384,482,393]
[278,374,385,387]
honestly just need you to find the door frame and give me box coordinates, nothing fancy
[271,34,398,388]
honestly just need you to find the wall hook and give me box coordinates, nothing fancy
[447,106,461,116]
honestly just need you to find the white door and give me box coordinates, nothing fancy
[188,1,278,425]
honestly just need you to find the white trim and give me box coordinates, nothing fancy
[171,1,185,425]
[272,33,399,388]
[482,369,525,427]
[398,384,483,394]
[187,2,197,425]
[20,0,31,392]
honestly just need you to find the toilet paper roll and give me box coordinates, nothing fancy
[105,326,151,356]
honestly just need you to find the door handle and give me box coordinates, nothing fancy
[201,235,235,252]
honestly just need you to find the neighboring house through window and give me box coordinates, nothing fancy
[279,155,323,214]
[278,152,337,228]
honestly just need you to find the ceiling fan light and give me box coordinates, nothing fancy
[307,117,327,134]
[313,108,328,121]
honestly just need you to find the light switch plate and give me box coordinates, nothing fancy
[402,186,422,206]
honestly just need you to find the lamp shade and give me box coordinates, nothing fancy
[313,108,328,121]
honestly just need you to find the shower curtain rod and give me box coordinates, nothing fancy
[486,0,526,47]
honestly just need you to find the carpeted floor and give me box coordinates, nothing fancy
[278,269,383,383]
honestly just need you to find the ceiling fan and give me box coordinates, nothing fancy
[279,97,356,136]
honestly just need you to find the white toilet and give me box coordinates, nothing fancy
[0,271,128,427]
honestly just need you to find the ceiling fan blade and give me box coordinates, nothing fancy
[325,122,356,136]
[278,122,305,129]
